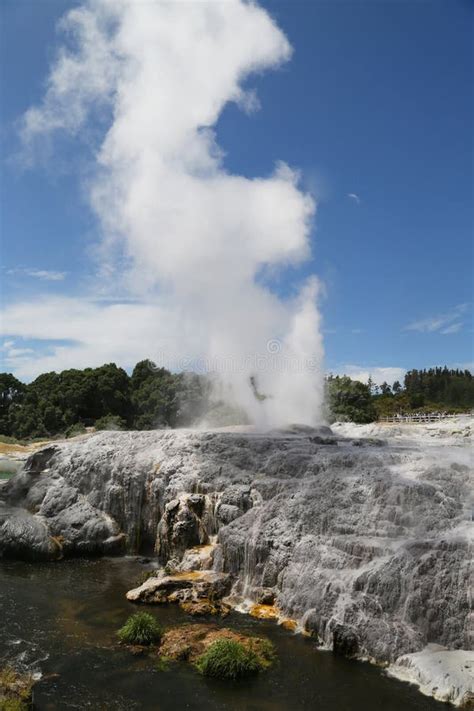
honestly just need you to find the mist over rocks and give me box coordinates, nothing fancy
[0,419,472,677]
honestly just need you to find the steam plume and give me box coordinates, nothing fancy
[18,0,324,428]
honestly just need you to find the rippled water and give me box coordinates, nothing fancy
[0,558,444,710]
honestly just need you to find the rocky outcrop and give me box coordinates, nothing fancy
[158,623,274,667]
[156,494,213,562]
[388,645,474,708]
[0,421,472,675]
[126,569,232,615]
[0,446,126,559]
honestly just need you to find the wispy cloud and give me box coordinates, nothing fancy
[0,297,172,379]
[440,322,462,335]
[7,268,67,282]
[347,193,360,204]
[1,340,35,370]
[405,303,469,334]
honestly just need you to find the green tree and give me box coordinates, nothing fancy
[367,376,375,395]
[130,360,178,429]
[93,364,131,422]
[2,363,132,438]
[9,403,48,440]
[0,373,26,436]
[326,375,377,423]
[42,405,65,434]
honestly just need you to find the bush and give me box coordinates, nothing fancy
[0,667,33,711]
[117,612,163,645]
[65,422,87,438]
[326,375,376,423]
[95,415,126,431]
[0,700,28,711]
[0,435,24,445]
[195,639,263,680]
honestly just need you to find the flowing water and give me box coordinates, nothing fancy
[0,557,444,710]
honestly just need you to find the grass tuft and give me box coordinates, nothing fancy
[0,667,33,711]
[0,699,29,711]
[117,612,163,646]
[195,639,262,680]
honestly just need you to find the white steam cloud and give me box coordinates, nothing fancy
[13,0,324,428]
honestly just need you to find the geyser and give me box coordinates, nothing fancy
[18,0,324,428]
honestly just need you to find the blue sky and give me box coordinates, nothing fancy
[1,0,472,384]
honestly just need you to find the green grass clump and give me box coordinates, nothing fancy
[117,612,163,646]
[251,638,275,668]
[0,667,33,711]
[195,639,263,680]
[0,699,29,711]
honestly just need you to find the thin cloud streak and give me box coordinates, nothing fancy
[405,303,469,334]
[440,323,462,335]
[7,268,67,281]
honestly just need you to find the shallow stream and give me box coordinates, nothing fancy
[0,557,445,710]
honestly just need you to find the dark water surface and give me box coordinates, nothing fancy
[0,558,444,710]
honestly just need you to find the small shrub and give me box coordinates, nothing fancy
[0,436,24,446]
[0,667,33,711]
[95,415,126,431]
[0,699,28,711]
[117,612,163,645]
[195,639,262,680]
[65,422,87,438]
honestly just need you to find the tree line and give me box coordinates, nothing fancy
[327,367,473,422]
[0,362,472,439]
[0,361,209,440]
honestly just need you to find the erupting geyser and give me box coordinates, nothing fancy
[18,0,324,428]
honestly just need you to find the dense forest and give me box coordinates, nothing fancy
[0,362,472,440]
[0,361,210,440]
